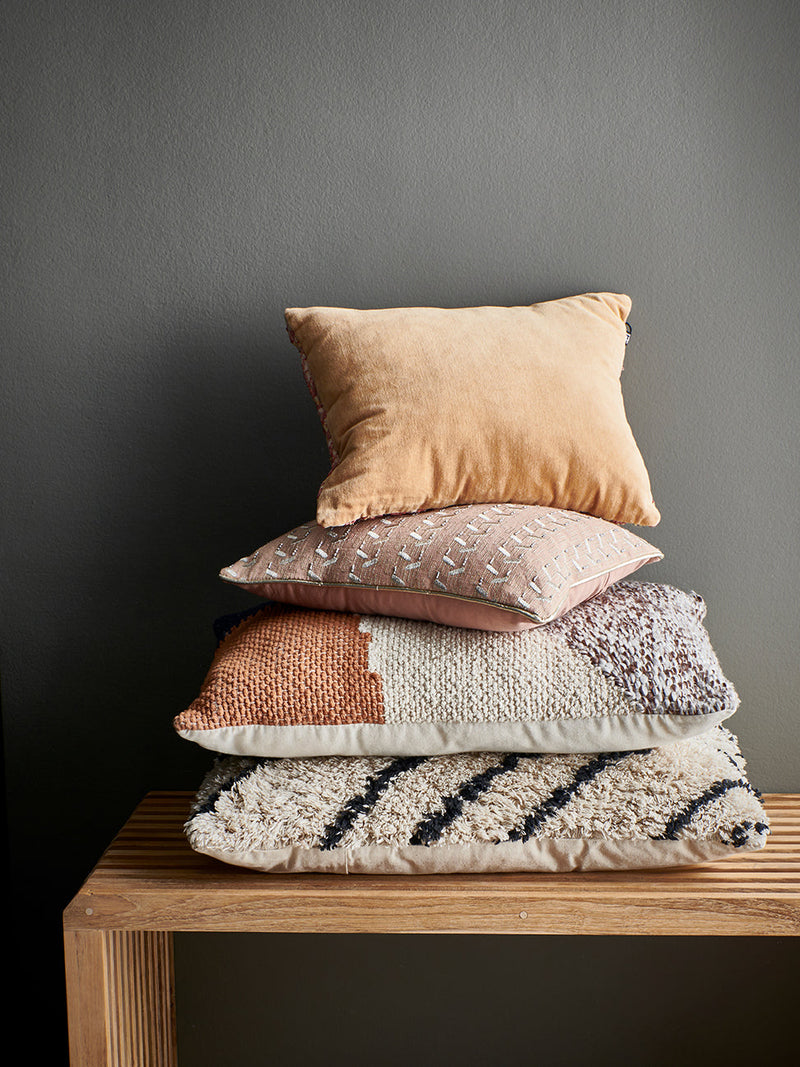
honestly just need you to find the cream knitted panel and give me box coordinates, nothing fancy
[359,614,633,724]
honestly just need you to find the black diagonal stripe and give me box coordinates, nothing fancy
[718,747,743,771]
[507,750,634,843]
[191,757,267,817]
[726,820,753,848]
[318,756,428,851]
[409,754,524,846]
[721,819,770,848]
[716,747,763,800]
[655,777,758,840]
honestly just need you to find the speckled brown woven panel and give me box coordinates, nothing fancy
[548,582,738,717]
[174,604,385,730]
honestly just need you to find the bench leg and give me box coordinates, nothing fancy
[64,929,177,1066]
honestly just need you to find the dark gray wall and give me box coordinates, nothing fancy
[3,1,798,1063]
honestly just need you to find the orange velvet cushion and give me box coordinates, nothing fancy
[286,292,660,528]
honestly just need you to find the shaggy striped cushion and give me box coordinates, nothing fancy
[185,726,769,873]
[174,582,739,757]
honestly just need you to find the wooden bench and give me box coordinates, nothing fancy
[63,791,800,1067]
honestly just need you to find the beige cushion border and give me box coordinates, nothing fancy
[191,835,749,875]
[176,709,733,759]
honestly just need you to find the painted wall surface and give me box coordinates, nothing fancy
[2,1,798,1063]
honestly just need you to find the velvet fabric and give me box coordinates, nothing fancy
[286,292,660,528]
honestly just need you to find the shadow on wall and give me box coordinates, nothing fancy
[176,931,799,1067]
[8,315,328,1064]
[51,319,330,889]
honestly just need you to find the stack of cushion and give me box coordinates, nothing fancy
[175,292,769,873]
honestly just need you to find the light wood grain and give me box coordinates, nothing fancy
[63,927,176,1067]
[64,930,110,1066]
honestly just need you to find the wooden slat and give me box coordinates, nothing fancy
[64,928,177,1067]
[64,930,111,1066]
[62,792,800,937]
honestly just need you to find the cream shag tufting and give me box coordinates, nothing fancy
[185,726,768,874]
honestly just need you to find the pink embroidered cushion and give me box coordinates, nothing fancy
[220,503,662,632]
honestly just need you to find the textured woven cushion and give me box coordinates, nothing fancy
[286,292,660,528]
[220,503,662,633]
[174,582,739,757]
[184,726,768,873]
